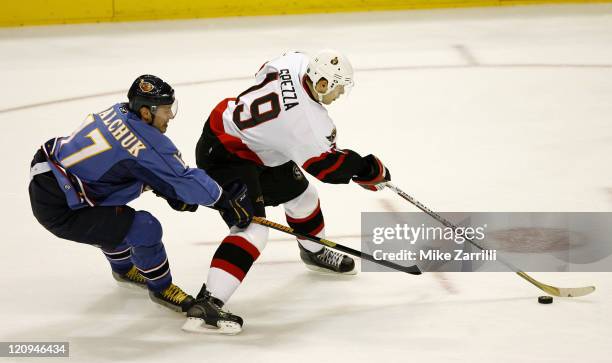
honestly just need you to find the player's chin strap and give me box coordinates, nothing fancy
[252,216,421,275]
[384,182,596,297]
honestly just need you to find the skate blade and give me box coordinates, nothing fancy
[304,264,358,276]
[152,301,183,313]
[149,294,184,313]
[115,281,148,291]
[182,317,242,335]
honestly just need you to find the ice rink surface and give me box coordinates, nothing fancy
[2,3,612,362]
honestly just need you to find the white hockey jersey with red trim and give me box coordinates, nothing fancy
[209,52,337,168]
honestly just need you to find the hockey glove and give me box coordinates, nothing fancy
[213,180,253,229]
[153,190,199,212]
[166,198,199,212]
[352,154,391,191]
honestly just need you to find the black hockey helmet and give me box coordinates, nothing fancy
[127,75,177,118]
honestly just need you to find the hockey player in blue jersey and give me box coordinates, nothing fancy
[28,75,253,321]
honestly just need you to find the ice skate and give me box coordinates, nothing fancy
[112,266,147,290]
[299,244,357,275]
[149,283,195,313]
[182,284,243,335]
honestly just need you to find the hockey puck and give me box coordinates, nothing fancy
[538,296,553,304]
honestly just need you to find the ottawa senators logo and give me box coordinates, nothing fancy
[292,164,304,181]
[139,79,154,93]
[330,57,339,65]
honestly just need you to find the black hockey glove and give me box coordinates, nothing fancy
[153,190,199,212]
[212,180,253,229]
[166,198,199,212]
[352,154,391,191]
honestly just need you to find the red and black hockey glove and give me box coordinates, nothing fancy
[352,154,391,191]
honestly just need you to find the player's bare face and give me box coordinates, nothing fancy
[321,85,345,105]
[152,104,176,134]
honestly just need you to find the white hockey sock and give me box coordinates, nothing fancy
[207,267,241,304]
[207,224,268,304]
[284,184,325,253]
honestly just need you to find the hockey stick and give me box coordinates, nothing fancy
[385,182,595,297]
[252,216,422,275]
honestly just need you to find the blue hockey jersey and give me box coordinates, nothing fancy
[41,103,222,209]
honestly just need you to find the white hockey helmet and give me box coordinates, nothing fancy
[306,49,354,102]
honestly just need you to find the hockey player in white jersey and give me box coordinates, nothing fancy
[184,50,390,334]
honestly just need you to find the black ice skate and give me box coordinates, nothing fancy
[112,266,147,290]
[182,284,243,335]
[149,284,195,313]
[299,244,357,275]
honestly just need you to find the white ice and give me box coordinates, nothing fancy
[1,3,612,362]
